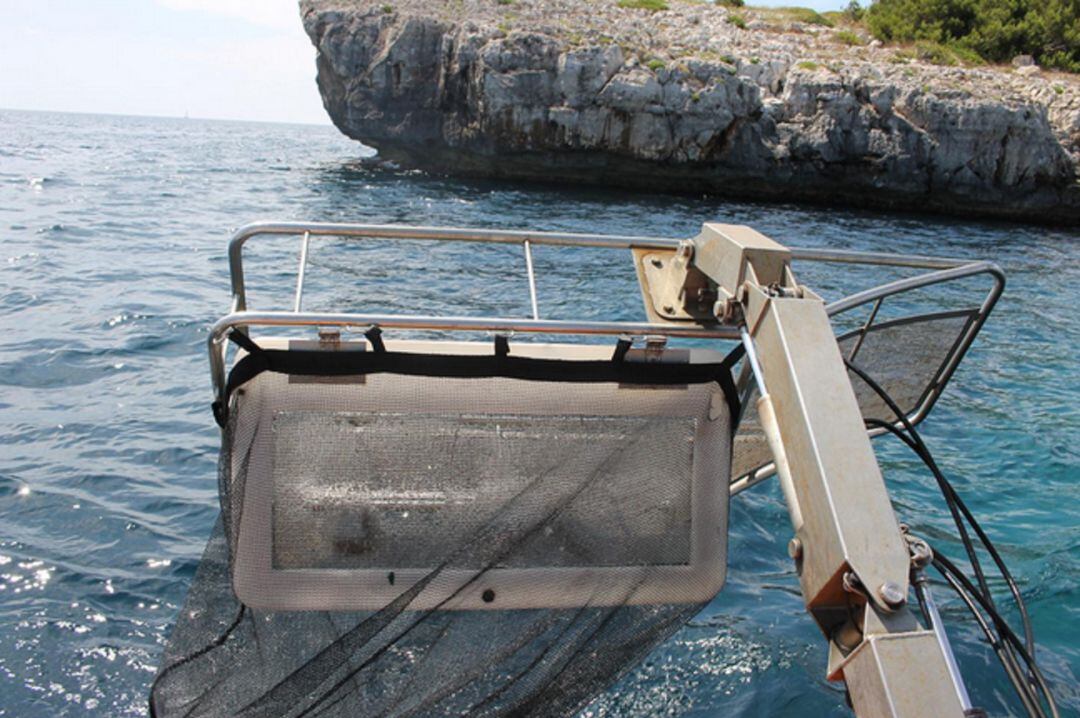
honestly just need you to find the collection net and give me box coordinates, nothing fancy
[151,352,735,717]
[731,311,975,482]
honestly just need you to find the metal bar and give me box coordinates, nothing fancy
[825,262,1001,316]
[740,328,768,397]
[914,574,974,710]
[523,239,540,320]
[790,246,966,270]
[228,222,680,309]
[212,311,739,341]
[847,297,883,362]
[750,290,912,611]
[226,221,975,312]
[730,466,774,496]
[207,310,740,402]
[907,264,1005,425]
[293,231,311,313]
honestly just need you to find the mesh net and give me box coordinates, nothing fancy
[151,350,734,717]
[731,310,974,482]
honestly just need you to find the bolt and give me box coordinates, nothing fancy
[787,537,803,560]
[878,581,906,609]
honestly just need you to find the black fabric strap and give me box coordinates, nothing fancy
[228,330,262,355]
[214,346,742,431]
[611,338,633,363]
[364,327,386,353]
[494,334,510,358]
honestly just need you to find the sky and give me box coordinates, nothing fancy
[0,0,847,126]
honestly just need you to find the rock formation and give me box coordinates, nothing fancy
[301,0,1080,224]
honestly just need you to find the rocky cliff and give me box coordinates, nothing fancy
[300,0,1080,224]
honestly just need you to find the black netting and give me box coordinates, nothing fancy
[731,311,974,482]
[151,348,734,717]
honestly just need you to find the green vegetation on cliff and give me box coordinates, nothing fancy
[865,0,1080,72]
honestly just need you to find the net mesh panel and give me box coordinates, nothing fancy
[151,361,733,717]
[731,311,974,482]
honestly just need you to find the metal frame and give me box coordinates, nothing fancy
[209,222,1002,421]
[204,220,1005,717]
[229,338,731,612]
[730,263,1003,495]
[721,226,971,717]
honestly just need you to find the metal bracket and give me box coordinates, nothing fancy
[634,223,796,325]
[635,243,716,323]
[317,327,341,348]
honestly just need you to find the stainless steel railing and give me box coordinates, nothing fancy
[209,221,1003,496]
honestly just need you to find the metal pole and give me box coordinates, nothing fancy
[293,231,311,313]
[914,571,974,710]
[847,296,883,362]
[207,311,741,402]
[523,239,540,320]
[226,221,978,312]
[739,328,768,396]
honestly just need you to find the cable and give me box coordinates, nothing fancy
[846,360,1035,659]
[933,553,1059,718]
[865,417,1040,707]
[846,362,993,613]
[864,416,1036,659]
[844,358,1057,718]
[932,562,1044,718]
[850,372,1035,700]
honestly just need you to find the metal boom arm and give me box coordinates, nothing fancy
[651,224,971,717]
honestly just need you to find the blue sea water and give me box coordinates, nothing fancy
[0,108,1076,716]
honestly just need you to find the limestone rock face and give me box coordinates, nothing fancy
[301,0,1080,224]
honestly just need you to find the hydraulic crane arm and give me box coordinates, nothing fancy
[639,223,971,717]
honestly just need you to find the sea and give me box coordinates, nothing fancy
[0,109,1077,716]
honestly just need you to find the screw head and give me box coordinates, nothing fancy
[787,537,803,560]
[879,581,906,609]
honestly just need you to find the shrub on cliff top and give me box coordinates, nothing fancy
[766,7,835,27]
[617,0,669,10]
[866,0,1080,72]
[834,29,865,46]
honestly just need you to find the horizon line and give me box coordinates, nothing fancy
[0,106,334,128]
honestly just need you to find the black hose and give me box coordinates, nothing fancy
[845,361,993,607]
[846,359,1035,661]
[863,417,1052,715]
[864,416,1036,660]
[933,553,1059,718]
[843,358,1055,717]
[933,564,1044,718]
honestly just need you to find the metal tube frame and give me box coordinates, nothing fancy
[730,260,1004,495]
[210,220,1003,491]
[206,219,1003,717]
